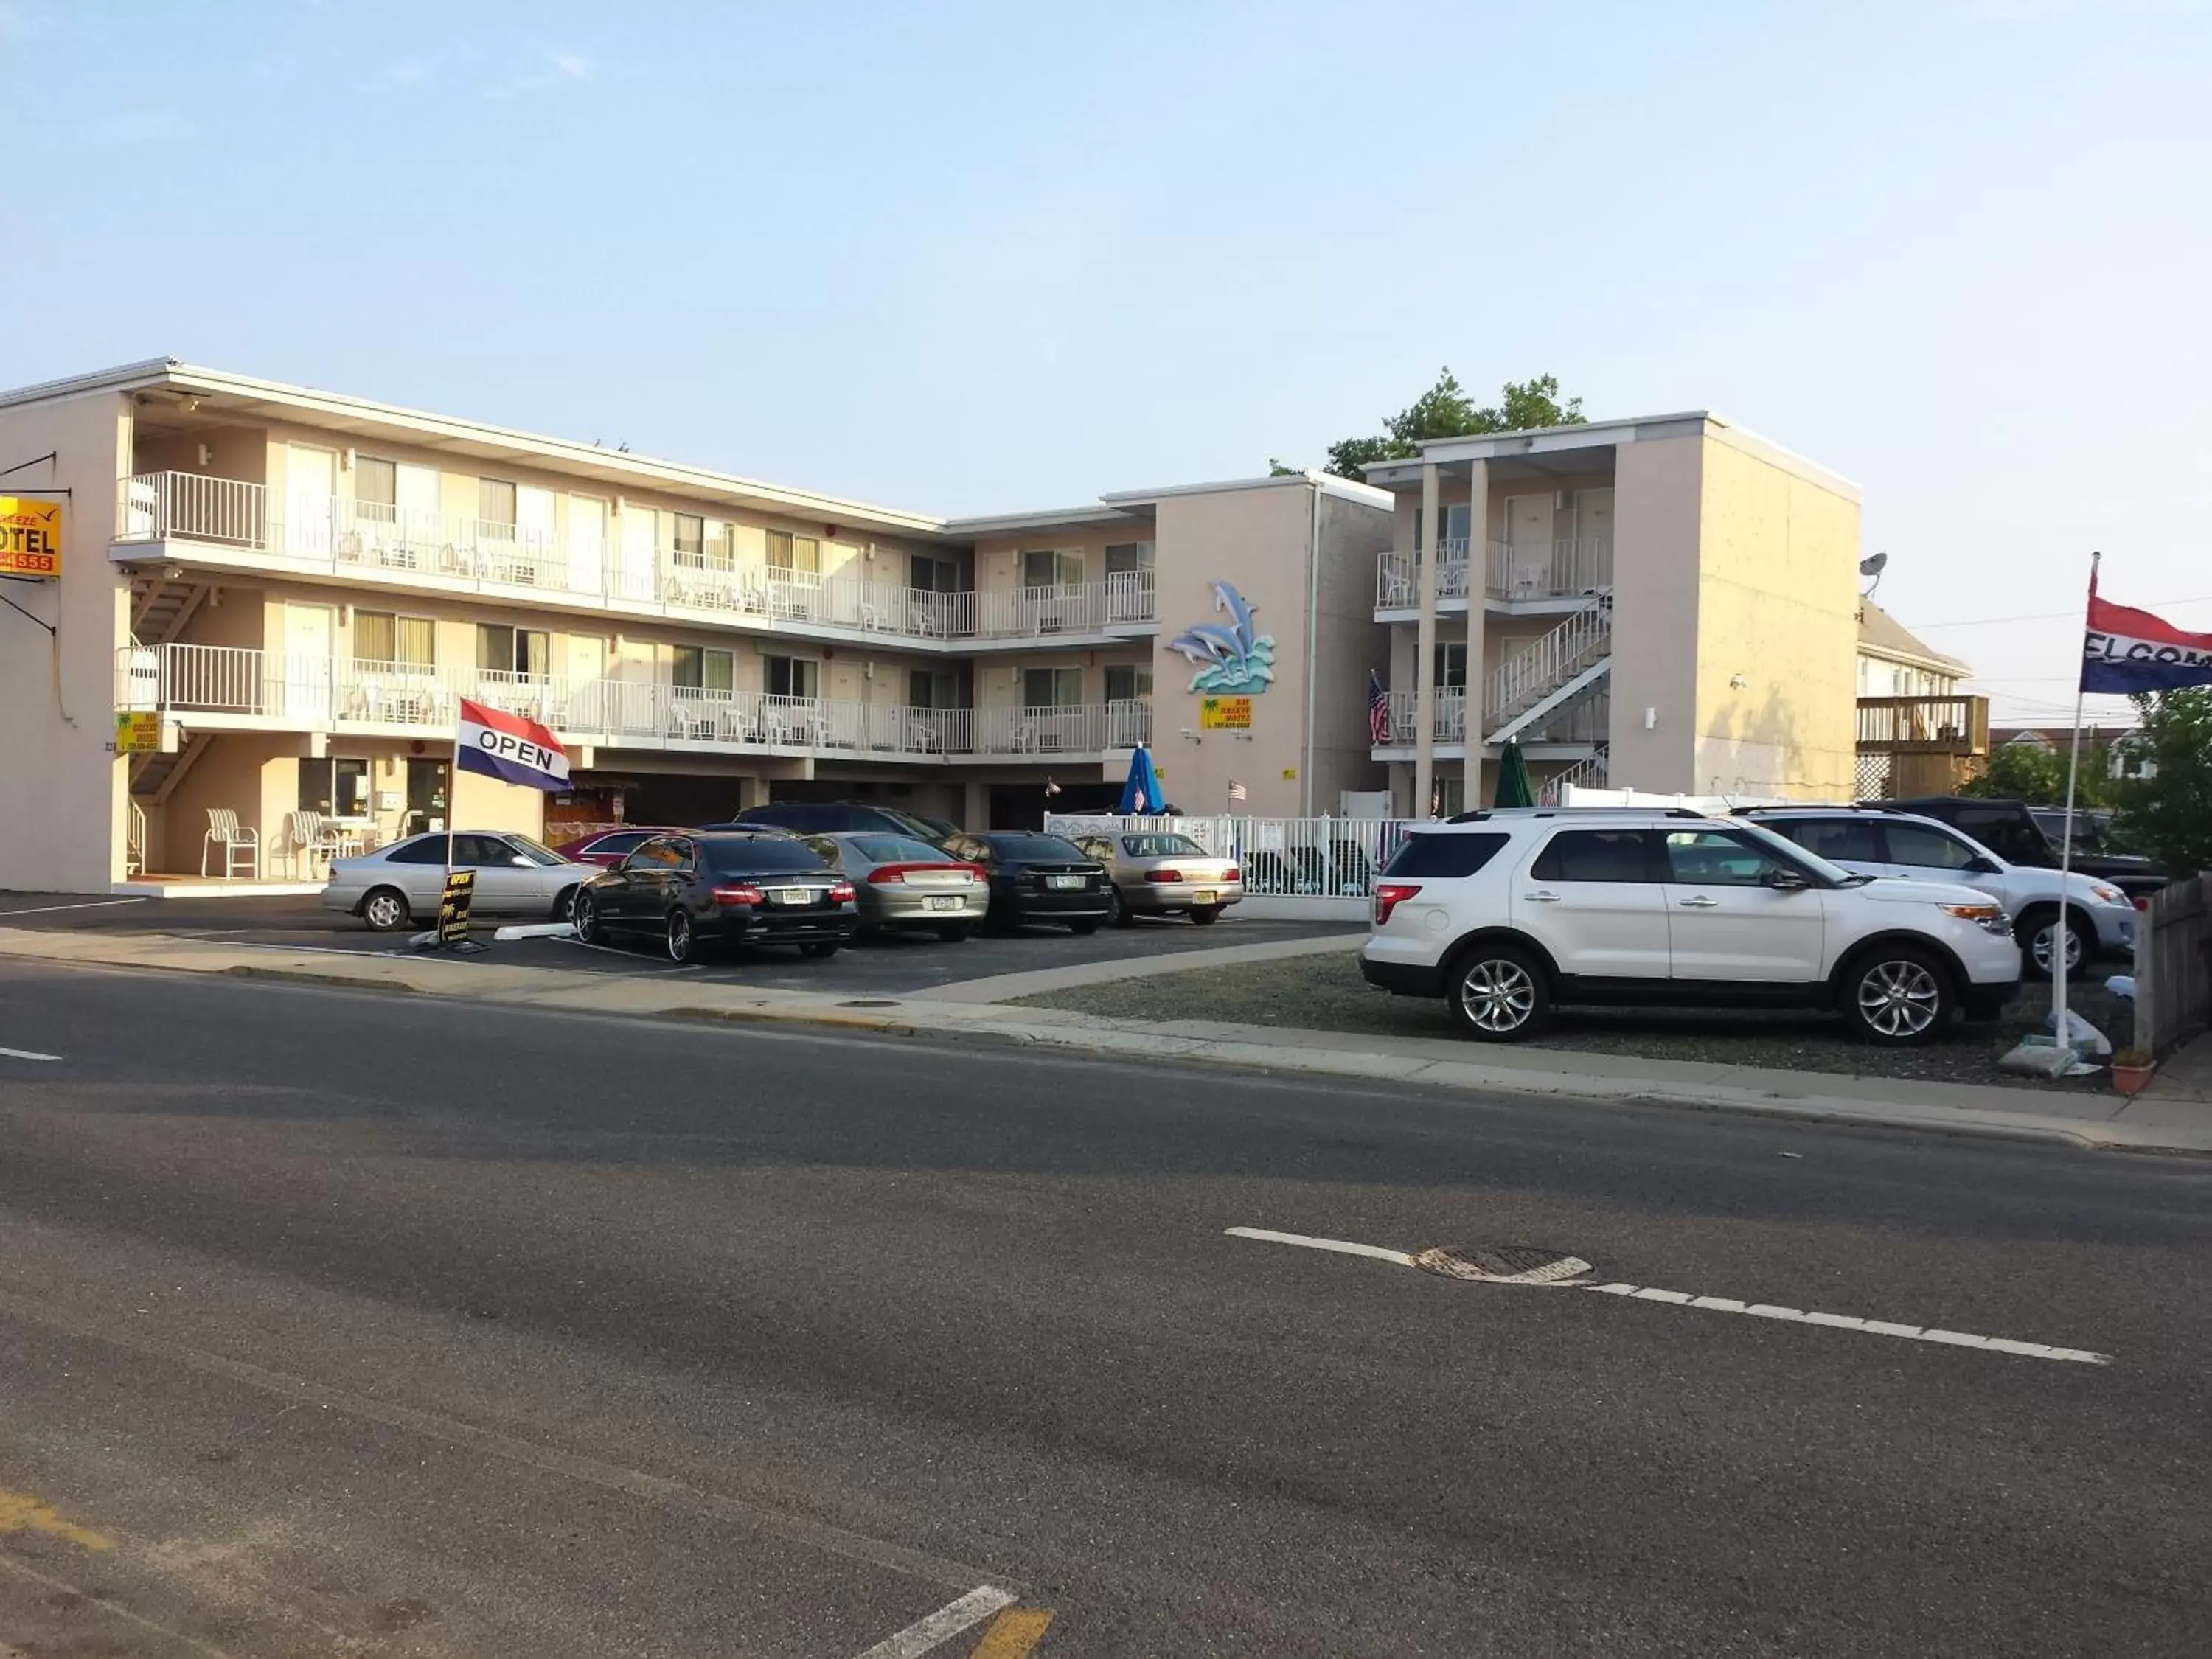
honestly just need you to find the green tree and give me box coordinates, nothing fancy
[1964,740,2067,804]
[1314,369,1587,479]
[2110,688,2212,877]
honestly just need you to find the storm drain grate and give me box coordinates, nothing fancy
[1413,1245,1593,1284]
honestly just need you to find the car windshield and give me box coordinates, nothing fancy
[504,835,568,866]
[849,835,947,863]
[987,833,1085,861]
[1120,834,1204,858]
[703,839,828,875]
[1733,820,1858,886]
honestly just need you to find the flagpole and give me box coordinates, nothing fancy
[2051,550,2099,1048]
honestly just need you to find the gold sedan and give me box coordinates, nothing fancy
[1074,831,1245,927]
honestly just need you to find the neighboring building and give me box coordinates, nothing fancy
[1854,599,1987,797]
[1991,725,2153,782]
[0,360,1390,894]
[1360,412,1864,813]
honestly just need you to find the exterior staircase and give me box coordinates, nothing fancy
[129,574,210,646]
[1483,597,1611,745]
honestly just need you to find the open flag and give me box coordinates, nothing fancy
[2083,572,2212,693]
[456,697,571,791]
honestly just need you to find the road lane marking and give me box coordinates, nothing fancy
[0,1554,243,1659]
[0,1046,59,1062]
[854,1586,1018,1658]
[0,898,150,919]
[0,1285,1006,1593]
[1225,1227,2112,1365]
[0,1486,114,1551]
[970,1607,1055,1657]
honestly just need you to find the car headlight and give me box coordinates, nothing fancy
[1939,902,2014,936]
[2089,883,2129,907]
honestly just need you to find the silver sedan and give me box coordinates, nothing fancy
[1073,830,1244,925]
[323,831,599,933]
[801,831,990,941]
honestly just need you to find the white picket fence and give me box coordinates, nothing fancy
[1046,813,1428,905]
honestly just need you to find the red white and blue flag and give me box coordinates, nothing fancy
[456,697,571,791]
[1367,670,1394,744]
[2082,573,2212,694]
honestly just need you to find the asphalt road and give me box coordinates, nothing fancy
[0,891,1359,994]
[0,959,2206,1658]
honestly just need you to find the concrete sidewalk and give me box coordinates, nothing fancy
[4,925,2207,1156]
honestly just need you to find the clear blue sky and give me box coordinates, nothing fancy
[5,0,2206,722]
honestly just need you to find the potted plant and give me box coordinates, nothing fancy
[2111,1048,2157,1096]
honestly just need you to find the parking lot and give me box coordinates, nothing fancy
[0,891,1360,995]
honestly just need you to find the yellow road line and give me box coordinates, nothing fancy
[0,1488,114,1552]
[970,1607,1054,1658]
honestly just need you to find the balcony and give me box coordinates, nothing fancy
[1855,693,1990,796]
[1374,536,1612,612]
[116,642,1150,762]
[116,472,1156,648]
[1374,539,1471,609]
[1375,681,1610,754]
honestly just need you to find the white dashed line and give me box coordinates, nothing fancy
[1225,1227,2112,1366]
[0,898,150,918]
[0,1046,60,1062]
[852,1586,1018,1658]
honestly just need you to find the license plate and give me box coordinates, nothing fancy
[773,888,812,905]
[926,894,961,912]
[1192,889,1217,904]
[1047,874,1085,890]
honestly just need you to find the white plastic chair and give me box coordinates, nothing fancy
[203,809,260,879]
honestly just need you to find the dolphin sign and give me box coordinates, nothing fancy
[1166,581,1276,695]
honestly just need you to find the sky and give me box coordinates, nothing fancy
[3,0,2206,723]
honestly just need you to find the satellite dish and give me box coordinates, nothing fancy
[1858,552,1888,577]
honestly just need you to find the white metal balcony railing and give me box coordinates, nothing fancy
[1376,683,1610,751]
[1374,538,1471,608]
[1486,600,1612,728]
[1484,537,1612,601]
[115,644,1150,760]
[116,473,1158,644]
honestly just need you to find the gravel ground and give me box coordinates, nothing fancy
[1012,950,2135,1092]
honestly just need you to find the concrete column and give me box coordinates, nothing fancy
[1465,457,1489,792]
[1414,462,1439,816]
[737,775,770,810]
[964,779,990,831]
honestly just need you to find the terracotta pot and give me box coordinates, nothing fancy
[2111,1062,2155,1096]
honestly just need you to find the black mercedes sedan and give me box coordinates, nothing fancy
[941,831,1112,933]
[572,830,857,962]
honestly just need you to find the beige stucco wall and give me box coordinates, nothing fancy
[0,390,131,893]
[1690,436,1859,799]
[968,521,1154,603]
[1604,437,1704,792]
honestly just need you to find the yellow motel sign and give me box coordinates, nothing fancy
[115,711,161,753]
[0,497,61,579]
[1199,696,1252,731]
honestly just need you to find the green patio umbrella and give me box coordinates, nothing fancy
[1493,740,1536,808]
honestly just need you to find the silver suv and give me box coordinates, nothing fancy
[1360,810,2023,1045]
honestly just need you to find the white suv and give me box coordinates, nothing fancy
[1360,810,2023,1045]
[1736,807,2136,981]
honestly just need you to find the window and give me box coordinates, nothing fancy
[356,456,397,518]
[1410,503,1472,554]
[477,624,549,676]
[909,668,965,709]
[1436,776,1466,817]
[1104,664,1153,703]
[1382,831,1509,878]
[766,529,819,573]
[583,831,652,858]
[672,645,735,694]
[987,832,1085,860]
[1531,830,1655,884]
[298,757,372,816]
[1950,807,2046,865]
[911,553,961,594]
[1104,542,1154,575]
[1022,549,1082,589]
[1434,642,1468,689]
[764,654,818,699]
[1023,667,1083,709]
[1120,833,1206,858]
[1773,818,1883,863]
[850,835,948,864]
[354,611,434,669]
[624,837,692,872]
[1661,830,1795,886]
[478,478,518,531]
[387,837,449,864]
[670,512,706,566]
[1882,823,1983,871]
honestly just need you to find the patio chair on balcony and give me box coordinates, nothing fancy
[1378,565,1413,608]
[203,808,260,880]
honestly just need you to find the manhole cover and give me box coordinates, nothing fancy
[1413,1245,1593,1284]
[836,998,901,1008]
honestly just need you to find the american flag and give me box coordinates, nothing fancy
[1227,779,1248,803]
[1367,671,1393,744]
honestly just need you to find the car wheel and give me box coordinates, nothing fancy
[361,887,411,933]
[933,923,972,943]
[666,909,695,964]
[800,941,840,959]
[2018,906,2087,982]
[1068,919,1099,936]
[1448,945,1549,1041]
[1189,905,1222,926]
[550,885,579,923]
[1106,886,1132,928]
[572,891,602,945]
[1842,946,1952,1045]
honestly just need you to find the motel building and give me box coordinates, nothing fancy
[0,360,1397,895]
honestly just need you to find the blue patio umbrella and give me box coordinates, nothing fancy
[1119,745,1164,815]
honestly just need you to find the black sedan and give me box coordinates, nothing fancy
[572,831,857,963]
[942,831,1112,933]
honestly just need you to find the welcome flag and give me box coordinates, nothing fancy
[2083,572,2212,694]
[456,697,571,791]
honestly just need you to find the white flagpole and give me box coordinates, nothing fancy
[2051,551,2098,1048]
[445,716,462,925]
